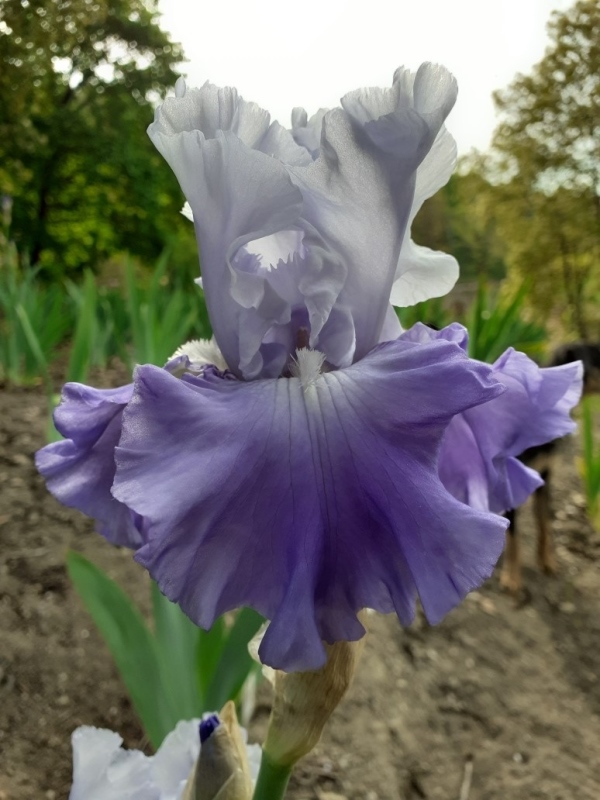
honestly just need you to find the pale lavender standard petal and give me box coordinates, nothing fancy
[148,82,311,379]
[35,383,141,548]
[293,62,458,364]
[290,106,328,159]
[293,69,460,329]
[149,66,458,380]
[433,339,584,513]
[113,338,508,671]
[389,93,459,307]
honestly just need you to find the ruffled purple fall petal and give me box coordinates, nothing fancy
[422,331,585,513]
[113,338,508,671]
[35,383,141,548]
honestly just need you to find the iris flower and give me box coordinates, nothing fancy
[36,64,580,672]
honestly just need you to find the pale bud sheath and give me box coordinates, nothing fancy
[182,702,254,800]
[263,638,364,767]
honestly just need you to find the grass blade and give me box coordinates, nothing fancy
[196,616,227,706]
[67,551,171,747]
[581,398,600,526]
[66,270,98,383]
[14,303,50,386]
[151,581,203,720]
[204,608,264,711]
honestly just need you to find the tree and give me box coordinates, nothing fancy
[0,0,194,276]
[489,0,600,337]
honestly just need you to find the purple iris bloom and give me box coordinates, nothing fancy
[38,64,577,673]
[112,64,516,672]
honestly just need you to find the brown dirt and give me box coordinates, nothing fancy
[1,387,599,800]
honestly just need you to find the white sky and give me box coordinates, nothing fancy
[158,0,573,154]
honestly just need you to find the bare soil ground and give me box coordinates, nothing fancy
[1,387,599,800]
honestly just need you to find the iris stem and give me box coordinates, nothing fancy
[252,751,292,800]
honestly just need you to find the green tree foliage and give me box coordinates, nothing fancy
[0,0,195,276]
[488,0,600,337]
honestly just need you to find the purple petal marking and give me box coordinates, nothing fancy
[113,339,507,671]
[35,383,142,548]
[199,714,220,744]
[439,345,584,513]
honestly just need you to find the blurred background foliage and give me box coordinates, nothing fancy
[0,0,198,277]
[412,0,599,340]
[488,0,599,339]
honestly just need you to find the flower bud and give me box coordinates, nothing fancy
[182,702,254,800]
[263,637,364,767]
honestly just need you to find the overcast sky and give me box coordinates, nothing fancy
[157,0,573,154]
